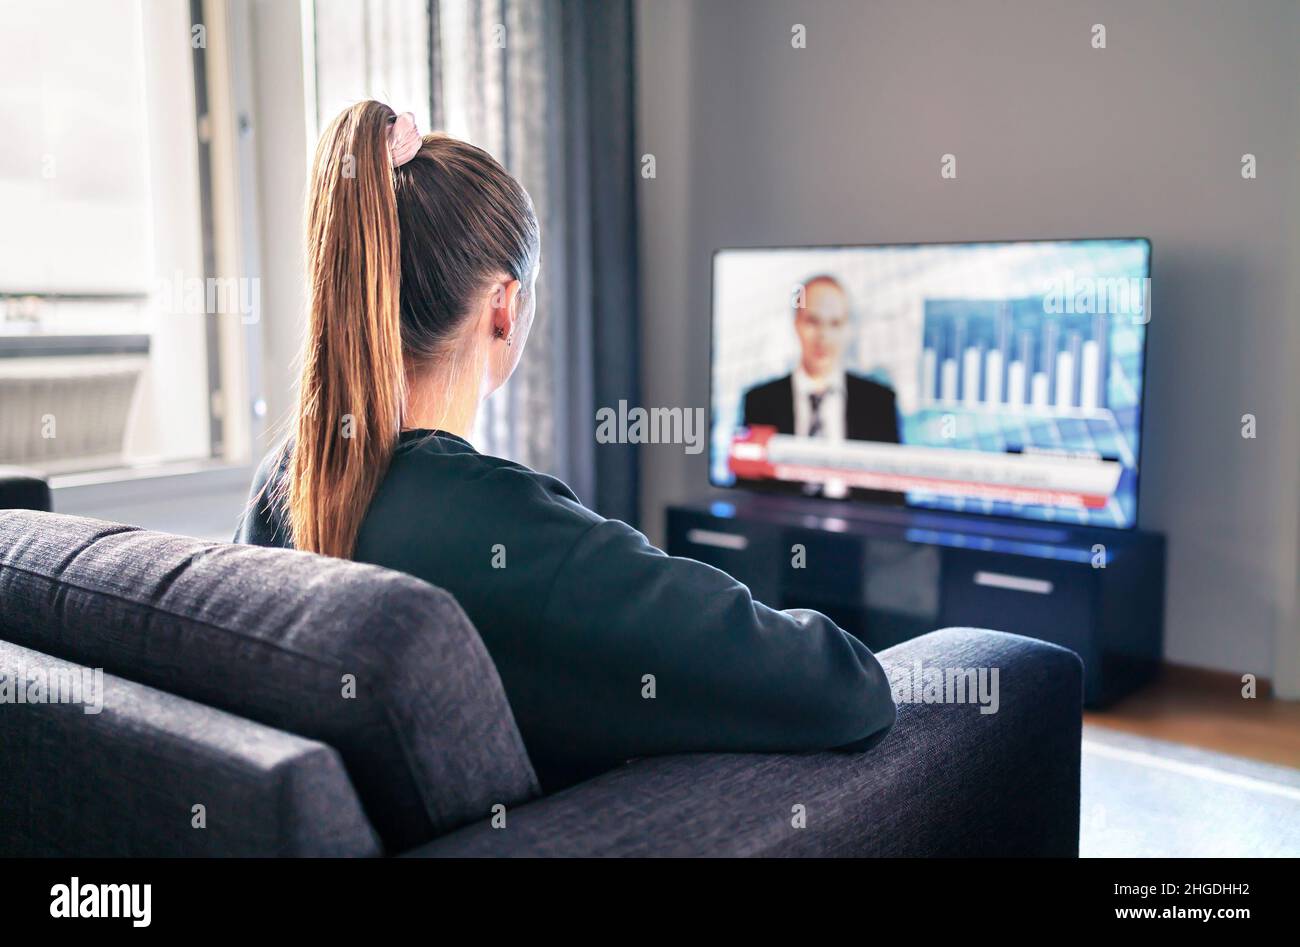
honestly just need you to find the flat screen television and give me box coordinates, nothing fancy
[710,237,1151,530]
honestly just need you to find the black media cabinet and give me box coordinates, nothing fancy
[667,495,1164,706]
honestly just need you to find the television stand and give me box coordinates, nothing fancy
[666,494,1164,706]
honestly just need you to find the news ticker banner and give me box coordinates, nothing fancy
[729,426,1123,510]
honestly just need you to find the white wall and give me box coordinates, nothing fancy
[636,0,1300,683]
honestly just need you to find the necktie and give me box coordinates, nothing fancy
[808,391,825,437]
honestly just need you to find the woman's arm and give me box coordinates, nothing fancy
[519,515,897,782]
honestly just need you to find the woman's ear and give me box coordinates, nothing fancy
[488,278,522,341]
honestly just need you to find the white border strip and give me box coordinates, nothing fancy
[1082,739,1300,803]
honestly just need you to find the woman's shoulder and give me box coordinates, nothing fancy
[392,431,577,496]
[235,437,293,546]
[390,431,595,521]
[365,433,604,572]
[255,436,293,483]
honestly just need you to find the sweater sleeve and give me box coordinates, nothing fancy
[528,515,897,779]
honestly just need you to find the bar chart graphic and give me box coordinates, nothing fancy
[908,296,1144,525]
[921,299,1111,413]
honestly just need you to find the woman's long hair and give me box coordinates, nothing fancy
[285,100,538,559]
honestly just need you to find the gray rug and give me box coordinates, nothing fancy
[1080,724,1300,857]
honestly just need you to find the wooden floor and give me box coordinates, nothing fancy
[1084,666,1300,769]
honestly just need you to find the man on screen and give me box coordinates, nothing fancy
[741,274,903,503]
[744,274,901,443]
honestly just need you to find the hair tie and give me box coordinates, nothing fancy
[388,112,421,168]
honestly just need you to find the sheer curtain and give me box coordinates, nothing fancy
[311,0,640,523]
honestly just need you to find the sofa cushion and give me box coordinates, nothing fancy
[0,510,540,852]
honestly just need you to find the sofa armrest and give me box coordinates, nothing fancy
[0,639,382,857]
[405,628,1082,857]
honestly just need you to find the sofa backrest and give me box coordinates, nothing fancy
[0,510,540,853]
[0,638,382,856]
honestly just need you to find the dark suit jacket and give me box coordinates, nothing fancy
[740,372,904,505]
[743,373,901,443]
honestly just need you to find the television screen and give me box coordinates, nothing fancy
[710,238,1151,529]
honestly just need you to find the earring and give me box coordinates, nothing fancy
[507,334,513,347]
[493,326,504,339]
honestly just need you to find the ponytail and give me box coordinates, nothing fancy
[288,101,406,558]
[277,100,539,559]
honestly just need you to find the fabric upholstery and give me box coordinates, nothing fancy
[0,638,380,856]
[0,510,540,853]
[406,628,1083,857]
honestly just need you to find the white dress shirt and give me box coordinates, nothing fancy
[792,367,847,441]
[792,367,848,497]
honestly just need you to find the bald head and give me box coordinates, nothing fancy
[794,275,851,381]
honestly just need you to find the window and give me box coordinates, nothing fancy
[0,0,255,478]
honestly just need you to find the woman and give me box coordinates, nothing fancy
[238,101,895,790]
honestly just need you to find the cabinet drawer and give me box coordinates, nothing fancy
[667,512,783,602]
[939,549,1095,659]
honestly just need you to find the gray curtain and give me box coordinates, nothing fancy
[313,0,432,134]
[312,0,640,524]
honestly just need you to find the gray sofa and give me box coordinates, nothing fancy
[0,508,1082,857]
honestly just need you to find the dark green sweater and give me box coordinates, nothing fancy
[236,429,895,789]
